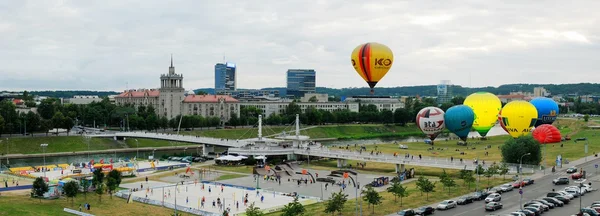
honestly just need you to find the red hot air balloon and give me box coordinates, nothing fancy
[532,124,562,144]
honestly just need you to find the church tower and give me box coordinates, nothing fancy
[159,55,184,120]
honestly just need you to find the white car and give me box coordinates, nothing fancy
[399,144,408,149]
[566,186,588,194]
[557,191,574,199]
[485,193,501,203]
[436,200,457,210]
[500,184,514,192]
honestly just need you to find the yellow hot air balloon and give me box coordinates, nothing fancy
[351,42,394,94]
[498,101,538,138]
[463,92,502,137]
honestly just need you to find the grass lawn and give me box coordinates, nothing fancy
[0,136,120,155]
[343,119,600,166]
[214,173,246,181]
[204,165,254,174]
[266,178,510,216]
[178,124,422,140]
[124,138,197,148]
[0,193,192,216]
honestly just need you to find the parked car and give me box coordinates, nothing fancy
[546,191,562,197]
[513,181,526,188]
[553,177,570,185]
[524,203,548,211]
[500,184,514,192]
[414,206,435,215]
[518,209,536,216]
[471,191,489,201]
[566,167,578,174]
[581,208,600,216]
[552,195,570,204]
[564,188,581,198]
[541,197,564,207]
[532,199,554,208]
[485,202,503,211]
[524,206,543,215]
[457,196,474,205]
[509,212,527,216]
[489,187,503,194]
[436,200,457,210]
[523,178,534,185]
[397,209,416,216]
[485,193,501,203]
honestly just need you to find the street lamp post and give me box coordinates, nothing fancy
[519,152,531,211]
[41,144,49,178]
[152,149,157,159]
[135,139,139,159]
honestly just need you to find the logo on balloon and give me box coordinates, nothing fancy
[422,120,444,130]
[375,58,392,67]
[541,110,557,122]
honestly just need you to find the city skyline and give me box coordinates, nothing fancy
[1,1,600,91]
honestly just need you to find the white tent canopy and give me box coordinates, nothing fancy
[236,155,248,159]
[254,156,267,160]
[216,155,242,161]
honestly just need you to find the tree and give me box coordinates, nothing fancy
[325,190,348,215]
[0,115,4,137]
[106,177,117,199]
[281,196,305,216]
[51,112,65,135]
[63,181,79,205]
[81,179,91,199]
[485,164,499,187]
[92,169,105,188]
[416,176,436,200]
[25,111,40,135]
[63,117,74,135]
[245,202,265,216]
[95,183,106,203]
[107,170,122,186]
[584,114,590,122]
[451,96,465,105]
[498,163,510,180]
[32,177,49,202]
[393,108,411,126]
[386,181,407,205]
[40,119,52,136]
[381,110,394,124]
[439,103,454,112]
[501,136,542,165]
[159,116,169,131]
[362,185,383,214]
[228,112,240,128]
[38,98,57,119]
[439,169,456,193]
[308,96,318,102]
[462,170,476,190]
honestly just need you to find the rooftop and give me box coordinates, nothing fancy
[183,94,238,103]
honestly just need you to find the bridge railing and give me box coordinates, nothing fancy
[89,132,247,148]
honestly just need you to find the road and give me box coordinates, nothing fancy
[422,157,600,216]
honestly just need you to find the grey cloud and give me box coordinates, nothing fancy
[0,0,599,92]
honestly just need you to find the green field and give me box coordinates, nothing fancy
[0,136,190,155]
[266,178,509,216]
[179,124,422,140]
[0,194,192,216]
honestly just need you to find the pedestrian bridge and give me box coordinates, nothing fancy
[87,132,247,148]
[228,146,537,173]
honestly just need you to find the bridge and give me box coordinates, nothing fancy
[228,146,537,174]
[86,132,247,155]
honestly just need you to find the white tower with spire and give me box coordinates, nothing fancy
[159,54,184,119]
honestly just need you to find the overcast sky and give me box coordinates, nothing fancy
[1,0,599,92]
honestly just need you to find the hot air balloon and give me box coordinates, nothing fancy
[416,107,446,143]
[351,42,394,94]
[498,101,538,138]
[444,105,475,141]
[463,92,502,137]
[532,124,561,144]
[530,97,559,127]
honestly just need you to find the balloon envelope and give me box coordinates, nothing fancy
[498,101,538,138]
[416,107,446,141]
[532,124,561,144]
[530,97,559,127]
[351,42,394,91]
[444,105,475,141]
[463,92,502,137]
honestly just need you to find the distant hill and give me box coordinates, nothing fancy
[31,91,120,98]
[194,83,600,97]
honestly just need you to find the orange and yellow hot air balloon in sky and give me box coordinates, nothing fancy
[351,42,394,94]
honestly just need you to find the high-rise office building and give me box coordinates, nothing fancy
[215,62,237,91]
[286,69,316,98]
[437,80,452,104]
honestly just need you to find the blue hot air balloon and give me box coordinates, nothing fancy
[530,97,559,127]
[444,105,475,141]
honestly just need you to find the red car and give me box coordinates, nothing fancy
[513,181,526,188]
[571,173,583,180]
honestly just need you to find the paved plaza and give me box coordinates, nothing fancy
[123,180,314,215]
[217,168,395,200]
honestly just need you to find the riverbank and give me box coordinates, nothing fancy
[2,145,197,159]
